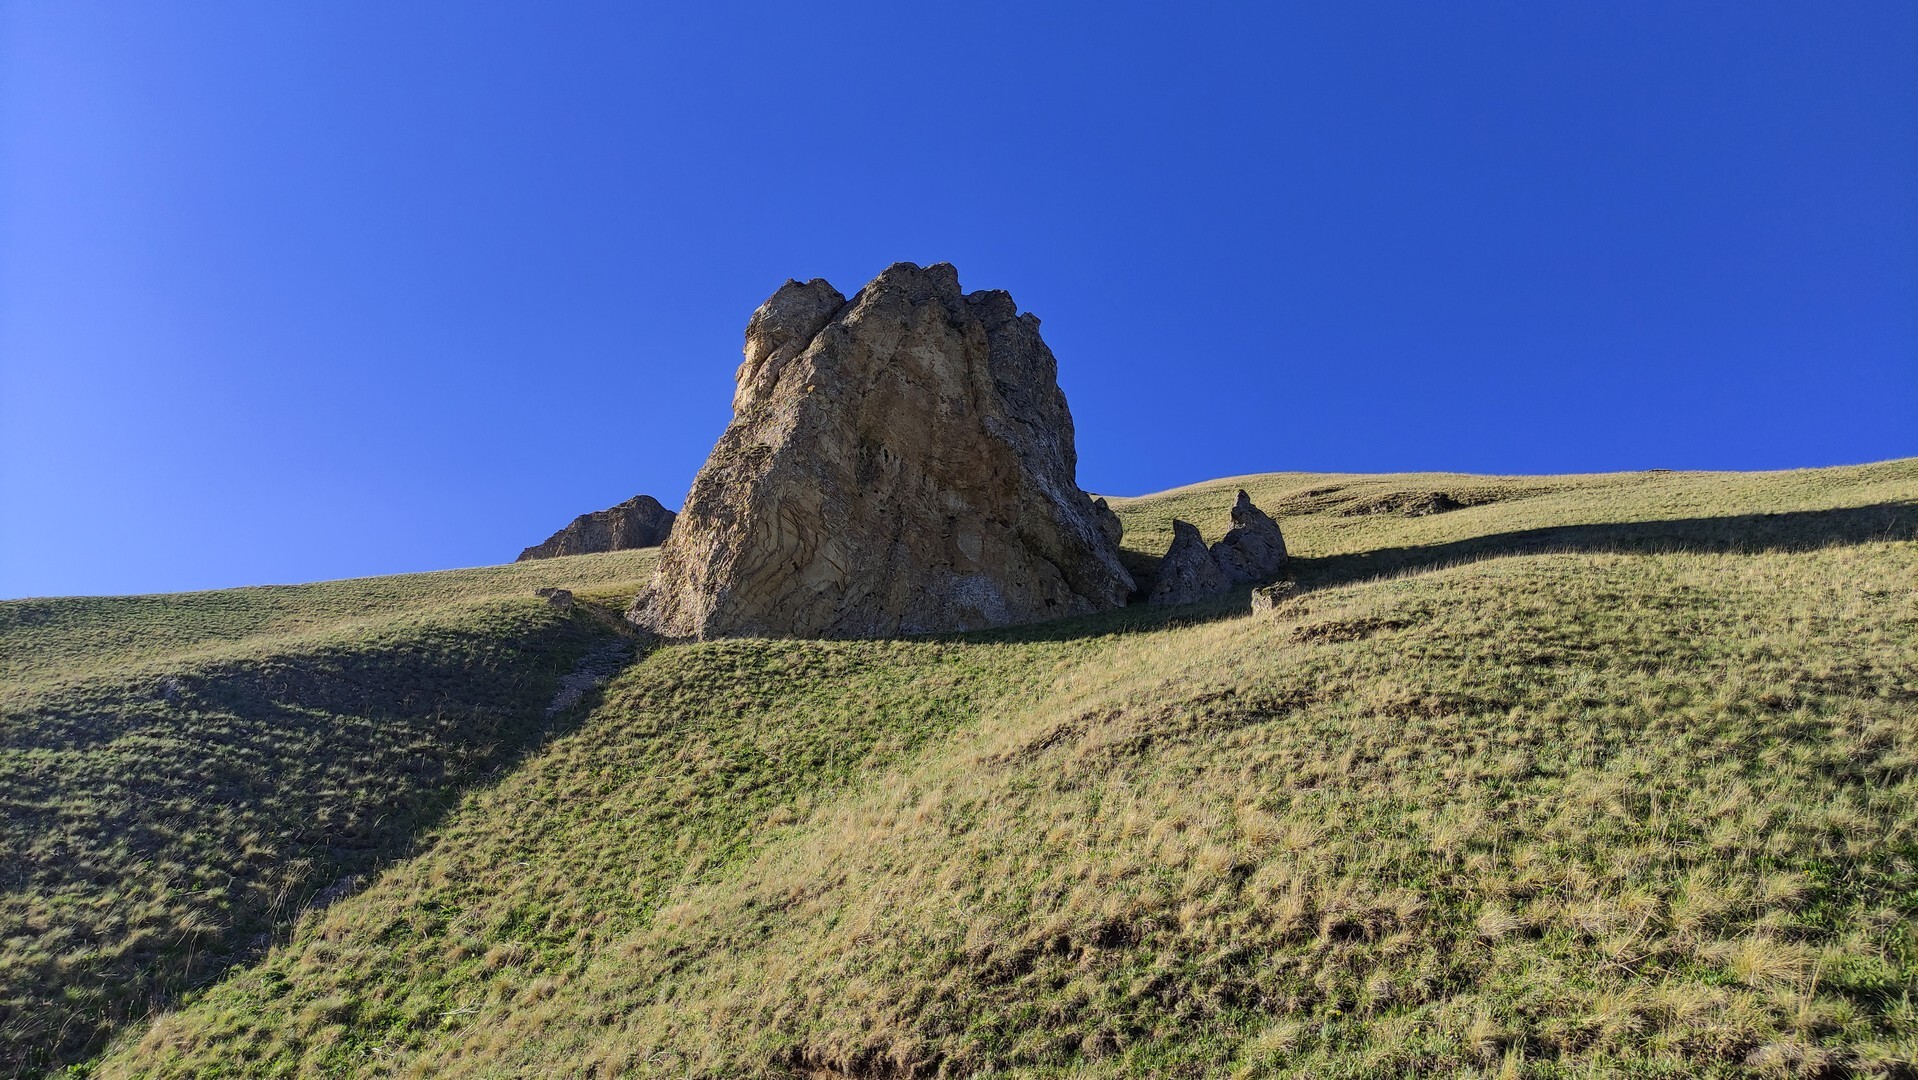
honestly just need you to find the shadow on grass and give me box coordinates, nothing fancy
[0,606,638,1077]
[1295,500,1917,590]
[968,501,1918,645]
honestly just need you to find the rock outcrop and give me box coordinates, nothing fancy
[627,262,1133,639]
[1147,520,1230,606]
[1146,492,1289,606]
[517,495,676,561]
[1210,490,1288,583]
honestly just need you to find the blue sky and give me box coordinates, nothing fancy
[3,2,1913,598]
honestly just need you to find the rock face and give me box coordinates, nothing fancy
[1210,489,1288,583]
[1147,520,1231,606]
[1145,493,1289,607]
[1091,496,1124,547]
[627,262,1133,639]
[517,495,676,561]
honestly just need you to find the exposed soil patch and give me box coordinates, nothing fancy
[307,872,365,912]
[1289,616,1415,644]
[1344,490,1467,517]
[1352,482,1560,518]
[1269,484,1352,515]
[989,717,1092,764]
[1272,481,1553,519]
[545,639,635,717]
[784,1046,942,1079]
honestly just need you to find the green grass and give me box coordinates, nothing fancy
[1103,459,1915,595]
[2,549,658,698]
[0,551,656,1074]
[7,460,1917,1077]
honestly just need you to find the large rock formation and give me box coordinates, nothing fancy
[517,495,675,561]
[1210,490,1288,583]
[627,262,1133,639]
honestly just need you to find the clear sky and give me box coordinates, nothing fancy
[3,3,1913,598]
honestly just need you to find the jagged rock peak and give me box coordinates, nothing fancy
[517,494,675,561]
[1210,489,1288,583]
[1146,519,1230,606]
[628,262,1133,639]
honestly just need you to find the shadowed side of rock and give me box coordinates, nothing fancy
[1211,489,1288,583]
[628,262,1133,639]
[1148,492,1290,606]
[1147,520,1230,605]
[517,495,676,561]
[1091,496,1123,547]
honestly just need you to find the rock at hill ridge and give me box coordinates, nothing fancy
[1147,519,1231,606]
[628,261,1134,639]
[517,495,675,561]
[1210,489,1288,583]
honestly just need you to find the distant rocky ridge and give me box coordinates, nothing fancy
[517,495,675,561]
[628,262,1133,639]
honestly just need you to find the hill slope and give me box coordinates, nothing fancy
[1,552,658,1073]
[7,461,1915,1077]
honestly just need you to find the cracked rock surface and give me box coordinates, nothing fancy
[628,262,1133,639]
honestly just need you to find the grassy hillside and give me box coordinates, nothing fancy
[9,460,1916,1077]
[2,550,658,698]
[0,551,657,1074]
[1104,462,1916,597]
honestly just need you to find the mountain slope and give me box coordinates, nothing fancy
[14,460,1918,1077]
